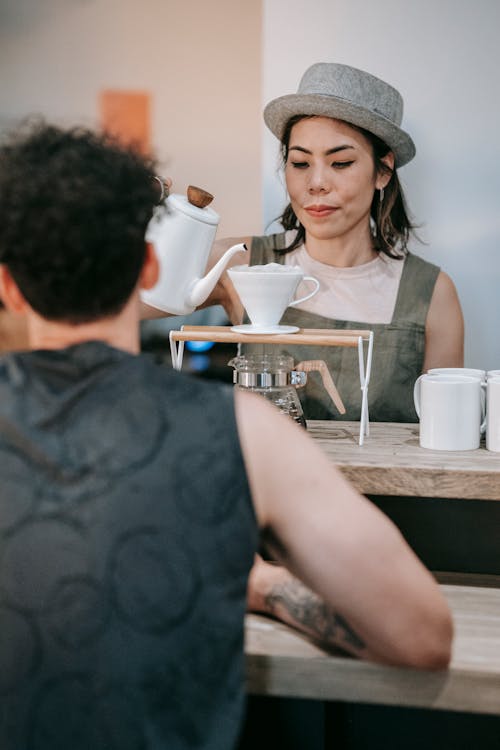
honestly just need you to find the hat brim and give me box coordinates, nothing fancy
[263,93,416,167]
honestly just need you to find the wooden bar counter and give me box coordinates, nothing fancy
[244,421,500,733]
[245,584,500,716]
[307,421,500,579]
[306,421,500,501]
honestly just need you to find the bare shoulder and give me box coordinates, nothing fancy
[424,270,464,369]
[431,270,460,304]
[233,388,372,529]
[233,389,300,526]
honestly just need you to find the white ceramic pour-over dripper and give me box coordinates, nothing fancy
[141,191,246,315]
[227,263,320,330]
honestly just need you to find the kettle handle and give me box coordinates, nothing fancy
[295,360,346,415]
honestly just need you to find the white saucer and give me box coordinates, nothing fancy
[231,324,299,335]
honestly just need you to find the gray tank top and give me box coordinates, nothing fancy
[0,341,257,750]
[248,233,440,423]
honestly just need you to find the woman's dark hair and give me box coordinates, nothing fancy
[0,119,159,323]
[278,115,416,259]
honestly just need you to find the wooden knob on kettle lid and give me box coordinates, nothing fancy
[187,185,214,209]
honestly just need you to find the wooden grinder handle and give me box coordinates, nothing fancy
[296,360,346,415]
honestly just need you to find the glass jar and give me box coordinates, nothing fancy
[228,353,307,428]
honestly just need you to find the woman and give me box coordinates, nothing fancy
[206,62,464,422]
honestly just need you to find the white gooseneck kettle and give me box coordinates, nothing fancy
[140,184,246,315]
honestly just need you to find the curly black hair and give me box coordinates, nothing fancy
[0,120,159,323]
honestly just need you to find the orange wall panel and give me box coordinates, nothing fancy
[99,90,151,154]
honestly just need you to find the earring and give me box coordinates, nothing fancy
[379,187,385,203]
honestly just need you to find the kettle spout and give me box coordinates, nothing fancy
[186,242,248,308]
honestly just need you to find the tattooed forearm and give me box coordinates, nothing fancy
[264,578,366,655]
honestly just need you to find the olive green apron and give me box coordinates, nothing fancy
[244,233,440,423]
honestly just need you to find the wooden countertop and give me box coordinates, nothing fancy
[307,421,500,501]
[245,584,500,716]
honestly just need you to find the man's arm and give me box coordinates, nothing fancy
[247,556,367,659]
[235,390,453,669]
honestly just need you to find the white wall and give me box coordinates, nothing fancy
[262,0,500,369]
[0,0,263,238]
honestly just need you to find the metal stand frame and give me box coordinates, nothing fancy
[169,326,374,446]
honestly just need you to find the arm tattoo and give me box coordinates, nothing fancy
[264,578,366,655]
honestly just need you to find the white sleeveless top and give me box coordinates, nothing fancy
[282,234,405,325]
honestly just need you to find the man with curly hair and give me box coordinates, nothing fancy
[0,122,451,750]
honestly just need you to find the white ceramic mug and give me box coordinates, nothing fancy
[486,377,500,452]
[487,369,500,380]
[416,369,487,432]
[413,374,486,450]
[427,367,486,383]
[227,263,319,328]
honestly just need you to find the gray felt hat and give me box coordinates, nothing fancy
[263,62,416,167]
